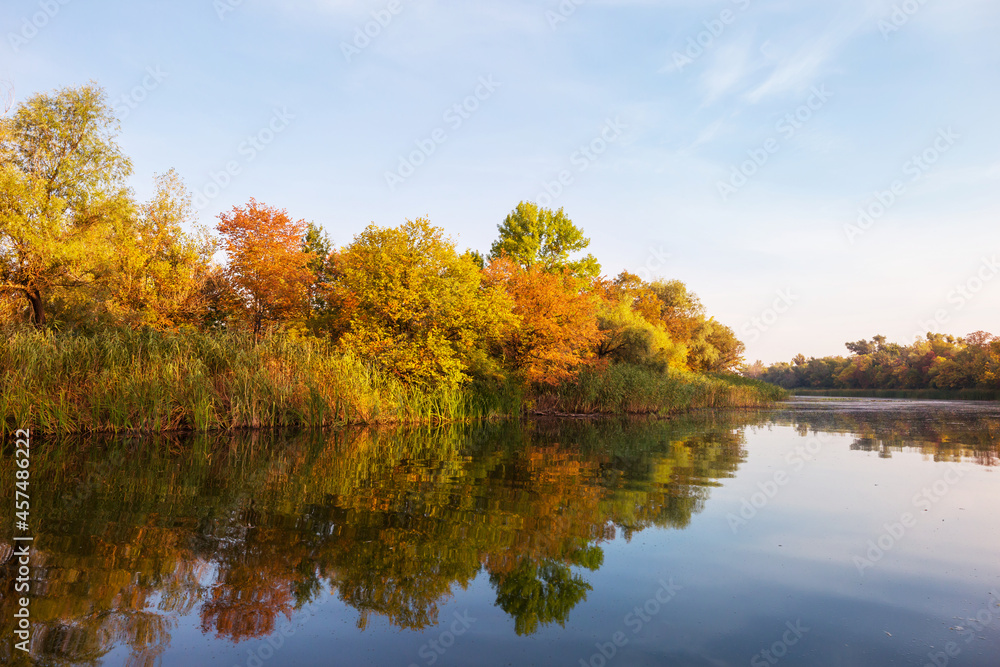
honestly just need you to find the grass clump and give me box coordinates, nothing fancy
[536,364,787,416]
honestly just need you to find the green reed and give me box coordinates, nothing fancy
[1,328,784,435]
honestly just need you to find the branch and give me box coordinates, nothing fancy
[0,282,29,296]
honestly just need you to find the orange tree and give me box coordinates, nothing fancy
[484,256,602,387]
[216,198,312,337]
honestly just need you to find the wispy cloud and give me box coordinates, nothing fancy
[743,24,851,104]
[699,34,761,105]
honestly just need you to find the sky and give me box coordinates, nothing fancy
[2,0,999,363]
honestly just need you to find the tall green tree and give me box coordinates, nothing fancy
[489,202,600,280]
[300,222,335,328]
[0,83,133,326]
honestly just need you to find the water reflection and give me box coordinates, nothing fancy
[1,403,997,665]
[771,398,1000,466]
[1,416,751,664]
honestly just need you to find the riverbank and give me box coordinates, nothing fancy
[791,388,1000,401]
[1,328,786,434]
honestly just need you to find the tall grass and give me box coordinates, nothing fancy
[537,364,788,415]
[0,327,519,435]
[0,329,784,434]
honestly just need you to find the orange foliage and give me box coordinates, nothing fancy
[484,256,602,386]
[216,199,312,336]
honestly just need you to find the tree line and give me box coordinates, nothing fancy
[746,332,1000,390]
[1,83,745,390]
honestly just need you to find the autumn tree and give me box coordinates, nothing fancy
[647,279,705,347]
[686,318,745,373]
[484,256,601,386]
[216,199,312,337]
[104,170,215,328]
[489,202,601,280]
[0,83,133,326]
[333,218,515,388]
[595,272,687,370]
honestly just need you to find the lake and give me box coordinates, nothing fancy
[2,397,998,666]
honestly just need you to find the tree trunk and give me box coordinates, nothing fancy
[27,289,45,328]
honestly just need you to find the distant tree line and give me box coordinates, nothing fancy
[745,332,1000,390]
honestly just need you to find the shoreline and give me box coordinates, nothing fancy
[790,388,1000,401]
[2,329,785,436]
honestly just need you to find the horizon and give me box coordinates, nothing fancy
[3,0,998,364]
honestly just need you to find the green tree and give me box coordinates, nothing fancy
[300,222,335,328]
[0,83,133,326]
[490,558,595,636]
[687,318,745,373]
[489,202,600,280]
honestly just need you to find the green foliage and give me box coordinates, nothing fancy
[491,558,594,636]
[489,201,601,279]
[687,317,746,373]
[299,221,337,331]
[596,295,685,370]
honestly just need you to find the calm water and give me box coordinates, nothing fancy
[2,398,999,666]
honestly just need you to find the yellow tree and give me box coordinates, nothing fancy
[334,218,515,388]
[216,199,312,337]
[105,170,215,328]
[0,83,133,326]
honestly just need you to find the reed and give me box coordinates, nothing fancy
[539,364,788,415]
[1,328,783,435]
[0,327,517,434]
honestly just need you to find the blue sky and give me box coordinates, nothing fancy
[3,0,999,363]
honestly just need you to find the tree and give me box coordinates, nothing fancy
[104,170,215,328]
[488,202,600,280]
[687,318,745,373]
[300,222,336,329]
[333,218,515,388]
[0,83,133,326]
[594,294,685,370]
[216,199,312,337]
[647,279,704,347]
[490,558,594,636]
[595,272,690,371]
[484,256,602,386]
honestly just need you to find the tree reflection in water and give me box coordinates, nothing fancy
[3,408,994,664]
